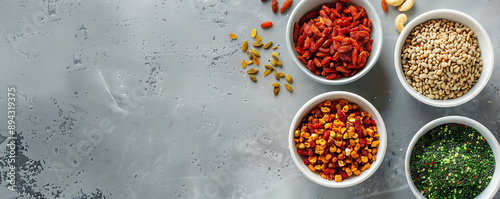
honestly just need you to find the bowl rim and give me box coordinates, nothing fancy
[404,116,500,199]
[285,0,383,85]
[288,91,387,188]
[394,9,494,107]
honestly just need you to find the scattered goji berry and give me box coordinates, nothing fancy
[260,21,273,28]
[280,0,292,13]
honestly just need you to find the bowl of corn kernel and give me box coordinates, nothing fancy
[289,91,387,188]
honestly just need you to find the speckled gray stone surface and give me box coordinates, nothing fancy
[1,0,500,198]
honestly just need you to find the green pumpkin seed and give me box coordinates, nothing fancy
[263,41,273,49]
[270,59,277,66]
[253,42,264,47]
[264,64,274,70]
[249,75,257,82]
[247,51,253,60]
[273,87,279,96]
[272,52,279,60]
[286,74,293,83]
[263,69,271,77]
[241,40,248,52]
[247,68,259,74]
[272,82,280,87]
[256,35,262,42]
[274,70,280,81]
[251,49,260,57]
[278,72,285,78]
[285,83,293,92]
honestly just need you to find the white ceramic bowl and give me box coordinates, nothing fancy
[285,0,383,85]
[289,91,387,188]
[405,116,500,199]
[394,9,494,107]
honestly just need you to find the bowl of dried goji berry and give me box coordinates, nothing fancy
[289,91,387,187]
[286,0,383,85]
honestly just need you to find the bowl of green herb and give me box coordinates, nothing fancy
[405,116,500,199]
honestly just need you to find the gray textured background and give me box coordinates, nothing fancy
[1,0,500,198]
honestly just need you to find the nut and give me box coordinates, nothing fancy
[397,0,414,11]
[386,0,404,6]
[395,14,408,33]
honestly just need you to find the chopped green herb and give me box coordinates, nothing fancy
[410,123,495,199]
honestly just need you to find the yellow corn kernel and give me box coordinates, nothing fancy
[352,103,358,109]
[319,119,325,125]
[342,105,349,112]
[372,148,378,154]
[363,111,371,119]
[366,137,373,145]
[324,123,332,130]
[339,99,348,106]
[321,163,327,170]
[335,174,343,182]
[328,163,335,168]
[308,164,316,172]
[368,153,372,160]
[371,140,380,148]
[324,100,332,106]
[336,104,342,110]
[303,132,310,139]
[366,128,374,137]
[365,162,371,170]
[331,157,338,163]
[353,169,361,176]
[367,148,372,153]
[338,160,345,167]
[348,117,356,123]
[320,173,327,179]
[374,133,379,138]
[314,165,322,170]
[304,142,310,148]
[361,156,368,163]
[354,143,360,151]
[373,126,378,132]
[309,156,317,163]
[341,127,347,134]
[326,154,332,161]
[360,165,366,171]
[299,143,305,149]
[323,114,330,122]
[301,126,308,132]
[351,151,359,158]
[294,130,300,137]
[346,168,352,176]
[321,107,330,113]
[318,139,327,146]
[343,133,349,139]
[330,145,337,153]
[372,154,377,161]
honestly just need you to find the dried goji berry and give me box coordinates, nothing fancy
[305,11,318,19]
[337,169,348,178]
[352,49,358,65]
[323,130,331,140]
[293,23,300,42]
[358,51,369,66]
[314,37,325,49]
[325,73,339,79]
[338,45,352,53]
[381,0,388,12]
[313,57,322,67]
[354,116,363,138]
[321,56,332,65]
[297,55,307,64]
[324,67,336,73]
[306,60,315,71]
[307,148,313,156]
[304,157,310,165]
[336,65,350,73]
[297,35,305,47]
[323,168,335,174]
[322,39,333,48]
[310,140,316,148]
[359,24,371,32]
[280,0,292,13]
[363,119,371,126]
[316,52,329,57]
[295,46,305,55]
[260,21,273,28]
[272,0,278,13]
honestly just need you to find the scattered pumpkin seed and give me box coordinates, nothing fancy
[285,83,293,92]
[263,41,273,49]
[273,87,279,96]
[251,28,257,38]
[247,60,254,65]
[247,68,259,74]
[274,70,280,81]
[256,35,262,42]
[241,40,248,52]
[249,74,257,82]
[278,72,285,78]
[253,56,260,66]
[272,45,279,50]
[264,64,274,70]
[250,49,260,57]
[270,59,277,66]
[272,82,280,87]
[263,69,271,76]
[272,52,279,60]
[286,74,293,83]
[276,59,282,67]
[247,51,253,60]
[241,60,247,68]
[253,42,264,47]
[229,33,237,39]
